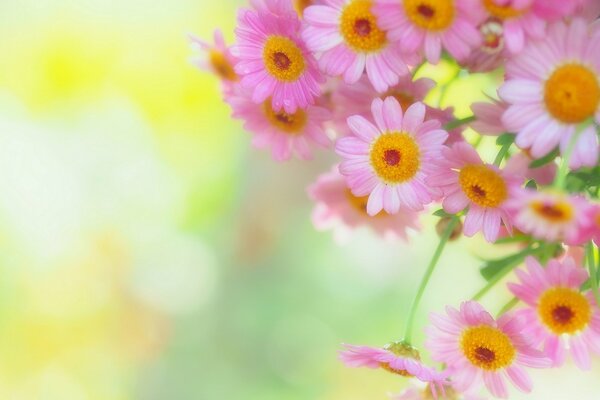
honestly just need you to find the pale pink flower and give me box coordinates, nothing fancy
[426,142,522,242]
[461,19,506,73]
[308,167,420,241]
[374,0,484,64]
[392,381,482,400]
[499,18,600,169]
[301,0,411,92]
[576,203,600,245]
[426,301,551,398]
[533,0,598,21]
[226,87,330,161]
[508,256,600,369]
[505,188,591,245]
[232,3,323,113]
[504,152,556,186]
[340,343,447,393]
[470,98,508,136]
[189,30,239,86]
[335,97,448,215]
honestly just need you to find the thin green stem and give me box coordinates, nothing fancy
[553,125,587,189]
[586,243,600,307]
[497,297,519,317]
[444,116,476,131]
[403,217,458,343]
[493,142,512,167]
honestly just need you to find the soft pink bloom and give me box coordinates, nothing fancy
[392,381,483,400]
[426,301,551,398]
[508,256,600,369]
[470,98,508,136]
[301,0,411,92]
[426,142,522,242]
[226,87,330,161]
[335,97,448,215]
[499,18,600,169]
[533,0,597,21]
[504,151,556,186]
[505,188,591,245]
[461,19,506,73]
[189,30,239,87]
[374,0,484,64]
[339,343,447,393]
[308,167,420,241]
[232,3,323,113]
[576,203,600,246]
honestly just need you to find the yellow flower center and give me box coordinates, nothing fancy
[458,165,507,208]
[263,101,307,133]
[209,50,239,82]
[370,132,420,184]
[403,0,455,31]
[379,342,421,377]
[340,0,387,52]
[544,63,600,124]
[530,200,573,223]
[263,35,306,82]
[461,325,516,371]
[483,0,528,20]
[538,287,591,335]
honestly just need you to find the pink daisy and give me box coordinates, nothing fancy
[504,151,556,186]
[226,87,331,161]
[499,18,600,169]
[426,301,551,398]
[308,166,420,241]
[301,0,411,92]
[189,30,239,85]
[232,2,323,113]
[339,343,447,393]
[478,0,547,54]
[576,203,600,246]
[461,19,506,73]
[335,97,448,215]
[505,188,591,245]
[470,98,508,136]
[373,0,484,64]
[426,142,522,242]
[508,256,600,369]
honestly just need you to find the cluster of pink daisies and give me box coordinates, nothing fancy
[192,0,600,398]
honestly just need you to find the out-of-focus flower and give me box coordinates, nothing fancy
[227,87,330,161]
[308,166,420,241]
[499,18,600,169]
[232,3,323,113]
[427,142,521,242]
[504,151,556,186]
[470,98,508,136]
[426,301,551,398]
[392,380,483,400]
[336,97,448,215]
[508,256,600,369]
[374,0,483,64]
[461,19,505,73]
[189,29,239,87]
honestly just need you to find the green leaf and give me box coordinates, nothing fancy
[496,133,515,146]
[494,234,532,245]
[529,149,559,168]
[432,209,452,218]
[480,248,533,281]
[525,179,537,190]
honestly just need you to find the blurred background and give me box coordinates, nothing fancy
[0,1,598,399]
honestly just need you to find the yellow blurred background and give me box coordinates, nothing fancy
[0,1,598,399]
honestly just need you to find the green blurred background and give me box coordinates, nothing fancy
[0,1,598,399]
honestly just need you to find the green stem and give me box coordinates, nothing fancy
[497,297,519,317]
[553,125,587,189]
[444,116,476,131]
[586,243,600,307]
[403,217,458,343]
[493,142,512,167]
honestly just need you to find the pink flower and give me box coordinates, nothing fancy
[373,0,484,64]
[479,0,546,54]
[504,151,556,186]
[470,98,508,136]
[505,188,591,245]
[392,381,482,400]
[508,256,600,369]
[461,19,506,73]
[426,301,551,398]
[339,343,447,393]
[499,18,600,169]
[301,0,410,92]
[189,30,239,86]
[232,3,323,113]
[426,142,521,242]
[576,203,600,246]
[308,166,420,241]
[335,97,448,215]
[226,87,330,161]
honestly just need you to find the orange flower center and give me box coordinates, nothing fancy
[263,35,306,82]
[403,0,455,31]
[340,0,387,52]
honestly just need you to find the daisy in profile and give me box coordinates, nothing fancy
[426,301,551,398]
[426,142,521,242]
[373,0,483,64]
[302,0,411,92]
[461,19,506,73]
[340,342,447,394]
[470,98,508,136]
[189,30,239,86]
[308,167,420,241]
[499,18,600,168]
[227,87,330,161]
[232,3,323,113]
[505,188,590,245]
[335,97,448,215]
[508,256,600,369]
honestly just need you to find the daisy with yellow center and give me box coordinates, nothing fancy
[426,142,521,242]
[426,301,551,398]
[508,256,600,369]
[374,0,483,64]
[500,18,600,169]
[189,30,239,85]
[336,97,448,216]
[302,0,410,92]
